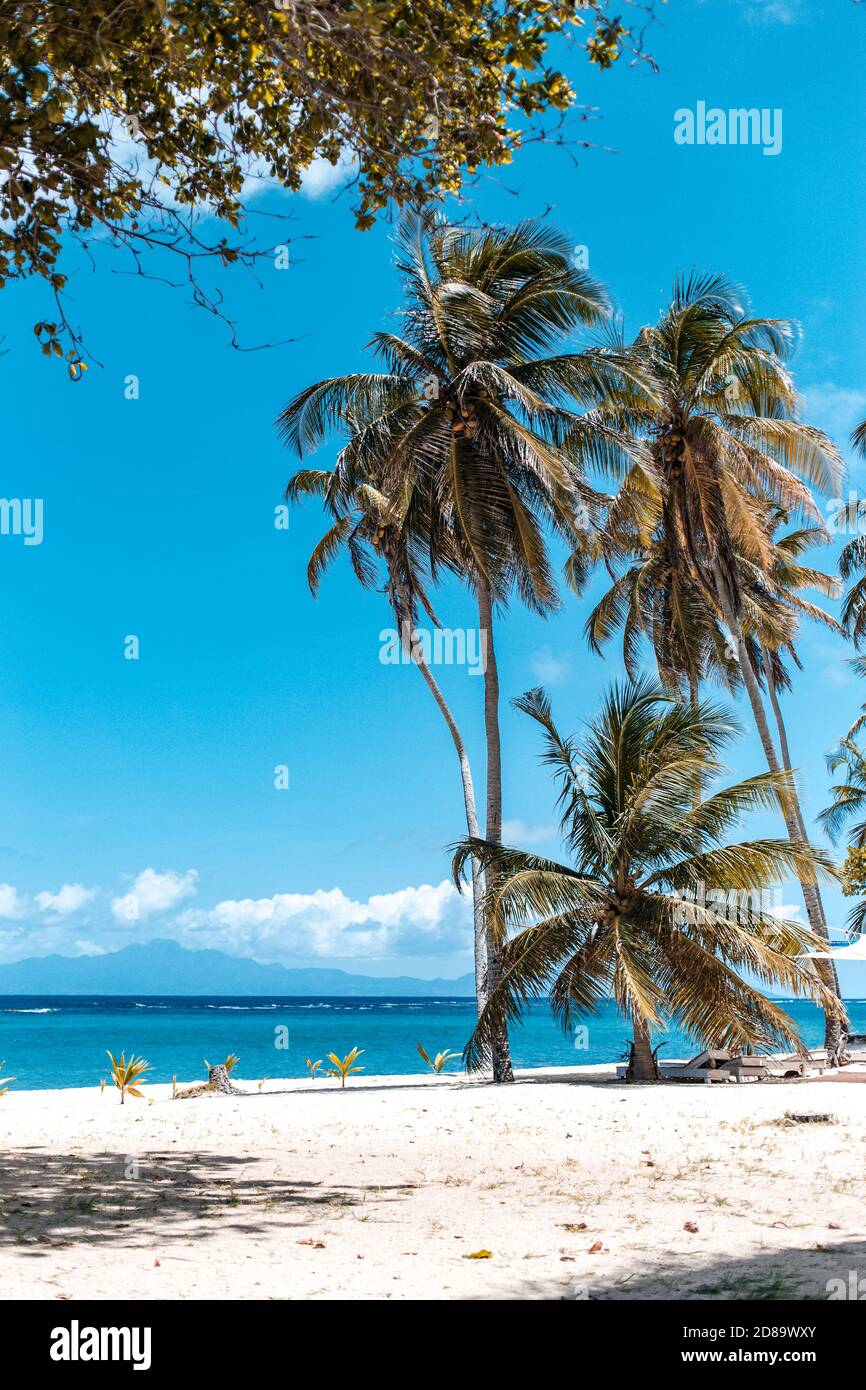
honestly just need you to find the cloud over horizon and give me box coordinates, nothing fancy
[0,867,473,966]
[177,879,471,960]
[111,868,199,923]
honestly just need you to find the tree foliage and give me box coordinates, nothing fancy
[0,0,656,370]
[454,679,841,1072]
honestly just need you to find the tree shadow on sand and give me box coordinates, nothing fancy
[472,1239,866,1301]
[0,1148,414,1256]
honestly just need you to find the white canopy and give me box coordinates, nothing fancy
[808,939,866,961]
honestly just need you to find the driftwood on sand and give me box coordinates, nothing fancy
[174,1064,244,1100]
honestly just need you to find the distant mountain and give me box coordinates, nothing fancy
[0,938,475,997]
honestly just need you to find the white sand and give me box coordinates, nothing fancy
[2,1065,865,1301]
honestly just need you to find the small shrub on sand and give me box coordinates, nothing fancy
[106,1050,151,1105]
[416,1043,461,1073]
[327,1047,365,1088]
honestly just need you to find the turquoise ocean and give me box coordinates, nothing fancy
[2,995,865,1091]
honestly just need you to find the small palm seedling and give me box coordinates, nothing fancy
[257,1076,268,1093]
[99,1077,106,1095]
[0,1061,15,1097]
[327,1047,365,1088]
[305,1057,323,1079]
[106,1051,151,1105]
[416,1043,461,1074]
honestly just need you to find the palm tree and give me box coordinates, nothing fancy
[820,737,866,938]
[278,212,632,1081]
[589,508,842,814]
[590,274,846,1054]
[751,517,842,805]
[285,465,489,1005]
[454,680,841,1080]
[820,739,866,850]
[835,424,866,705]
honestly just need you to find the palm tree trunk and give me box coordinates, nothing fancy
[688,671,702,811]
[761,644,846,1058]
[388,569,487,1017]
[762,646,796,781]
[710,561,847,1059]
[477,575,514,1083]
[626,1009,657,1082]
[408,638,487,1012]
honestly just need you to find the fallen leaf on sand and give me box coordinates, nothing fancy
[297,1239,326,1249]
[588,1241,604,1253]
[464,1249,492,1260]
[683,1222,699,1233]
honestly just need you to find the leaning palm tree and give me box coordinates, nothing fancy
[591,275,846,1054]
[746,518,843,853]
[454,679,842,1080]
[278,211,634,1081]
[589,508,842,812]
[834,421,866,674]
[829,423,866,738]
[286,464,488,1008]
[820,738,866,849]
[819,737,866,939]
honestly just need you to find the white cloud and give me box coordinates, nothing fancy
[0,869,474,966]
[735,0,802,22]
[177,879,470,959]
[108,116,356,210]
[35,883,98,917]
[111,868,199,923]
[752,0,798,21]
[530,645,569,687]
[299,151,357,199]
[800,383,866,446]
[0,884,26,920]
[502,819,556,846]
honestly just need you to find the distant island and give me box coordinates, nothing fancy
[0,938,475,997]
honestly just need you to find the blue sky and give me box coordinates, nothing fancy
[1,0,866,986]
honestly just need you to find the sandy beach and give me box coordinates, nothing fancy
[2,1065,865,1301]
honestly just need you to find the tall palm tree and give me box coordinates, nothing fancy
[285,465,489,1005]
[835,423,866,685]
[588,510,842,823]
[820,737,866,938]
[751,516,842,803]
[277,212,633,1082]
[827,424,866,740]
[454,680,841,1080]
[590,274,846,1054]
[820,738,866,850]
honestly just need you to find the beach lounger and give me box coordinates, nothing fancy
[722,1051,818,1082]
[659,1049,734,1082]
[615,1048,733,1082]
